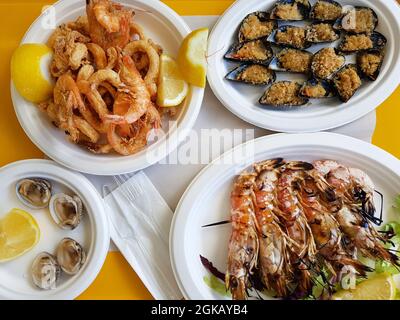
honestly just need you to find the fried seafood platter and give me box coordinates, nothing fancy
[36,0,175,156]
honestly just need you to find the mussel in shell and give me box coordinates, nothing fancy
[270,0,311,21]
[31,252,61,290]
[357,50,384,81]
[16,178,52,209]
[56,238,86,275]
[306,22,340,43]
[311,47,345,79]
[338,32,386,55]
[224,38,274,65]
[309,0,343,22]
[300,79,335,98]
[332,64,362,102]
[225,64,276,86]
[268,25,311,50]
[269,48,313,73]
[259,81,308,107]
[238,12,277,43]
[49,193,84,230]
[335,7,378,34]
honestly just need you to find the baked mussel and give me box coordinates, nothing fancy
[238,12,277,43]
[269,48,313,73]
[225,64,276,86]
[357,50,384,81]
[338,32,386,55]
[335,7,378,34]
[306,22,341,44]
[332,64,362,102]
[224,38,274,65]
[309,0,343,22]
[270,0,311,21]
[311,47,345,79]
[268,25,311,49]
[300,78,335,98]
[259,81,309,107]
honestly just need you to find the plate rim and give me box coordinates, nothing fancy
[170,132,400,300]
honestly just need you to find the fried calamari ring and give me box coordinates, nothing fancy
[87,42,107,69]
[130,22,146,40]
[73,115,100,143]
[77,64,95,81]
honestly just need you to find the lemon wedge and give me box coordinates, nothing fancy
[0,208,40,262]
[157,54,189,107]
[177,28,209,88]
[11,43,54,103]
[332,274,396,300]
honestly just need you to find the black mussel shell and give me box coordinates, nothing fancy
[334,6,378,34]
[224,38,274,65]
[306,22,341,43]
[300,78,335,98]
[357,50,385,81]
[238,12,277,43]
[259,81,309,107]
[338,32,387,55]
[311,47,346,80]
[310,0,343,22]
[225,64,277,86]
[332,64,362,102]
[269,48,313,73]
[270,0,311,21]
[268,25,311,50]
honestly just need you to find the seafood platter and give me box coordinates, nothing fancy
[207,0,400,132]
[11,0,205,175]
[170,133,400,300]
[0,160,109,299]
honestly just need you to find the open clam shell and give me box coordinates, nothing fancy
[270,0,311,21]
[306,22,340,44]
[338,32,387,55]
[311,47,345,80]
[332,64,362,102]
[334,7,378,34]
[238,12,277,43]
[225,64,276,86]
[56,238,87,275]
[49,193,84,230]
[16,178,52,209]
[268,25,311,50]
[259,81,309,107]
[269,48,313,73]
[357,50,385,81]
[31,252,61,290]
[224,38,274,65]
[300,78,335,98]
[309,0,343,22]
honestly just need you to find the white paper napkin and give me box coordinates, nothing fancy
[102,172,182,300]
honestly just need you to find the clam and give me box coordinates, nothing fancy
[306,22,340,44]
[309,0,343,22]
[268,25,311,50]
[49,193,84,230]
[224,38,273,65]
[56,238,86,275]
[300,78,335,99]
[259,81,309,107]
[238,12,277,43]
[16,178,52,209]
[338,32,387,55]
[31,252,61,290]
[225,64,276,86]
[270,0,311,21]
[332,64,362,102]
[357,50,384,81]
[335,7,378,34]
[269,48,313,73]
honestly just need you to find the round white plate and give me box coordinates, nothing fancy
[170,132,400,300]
[0,160,109,300]
[11,0,204,175]
[207,0,400,133]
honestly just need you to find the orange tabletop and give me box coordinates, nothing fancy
[1,0,399,300]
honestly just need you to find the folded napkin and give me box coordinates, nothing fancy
[102,172,182,300]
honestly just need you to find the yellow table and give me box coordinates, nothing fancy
[1,0,399,300]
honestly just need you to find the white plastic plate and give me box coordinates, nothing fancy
[170,132,400,300]
[207,0,400,133]
[11,0,205,175]
[0,160,109,300]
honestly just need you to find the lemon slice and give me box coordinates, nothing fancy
[177,28,209,88]
[157,54,189,107]
[332,274,396,300]
[11,43,54,103]
[0,208,40,262]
